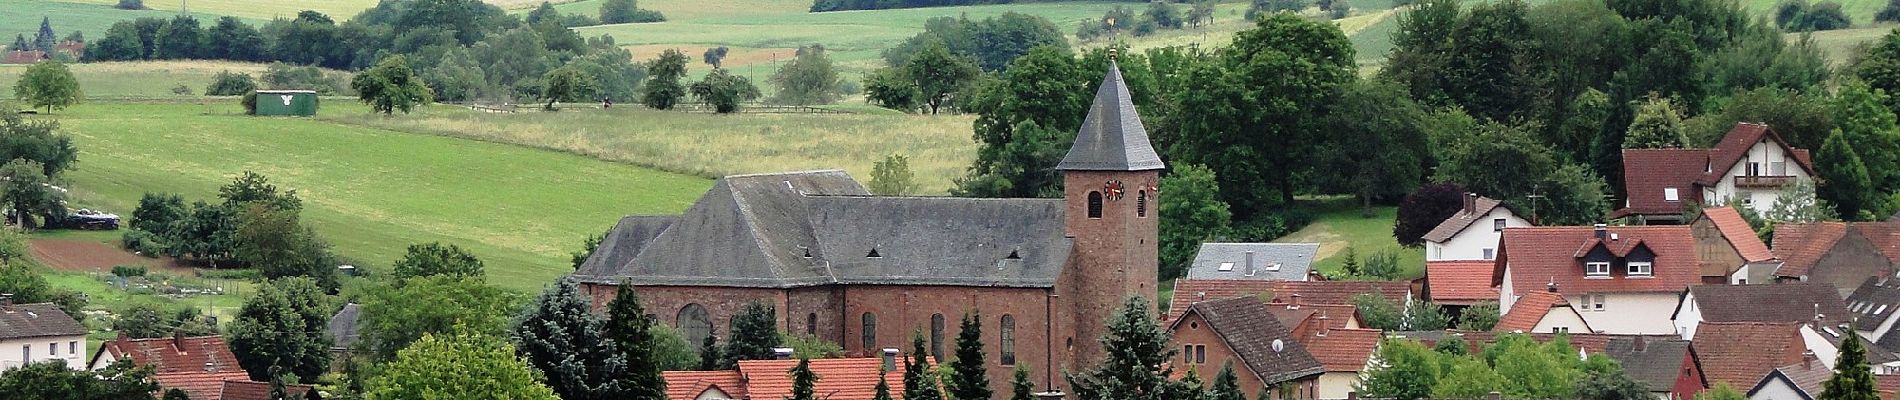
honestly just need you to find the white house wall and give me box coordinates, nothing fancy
[1427,208,1530,262]
[1572,292,1681,335]
[1707,141,1810,216]
[1675,292,1704,340]
[1532,306,1591,334]
[1317,371,1360,400]
[0,335,85,372]
[1747,377,1809,400]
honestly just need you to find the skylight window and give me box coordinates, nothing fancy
[1217,262,1234,272]
[1266,263,1281,272]
[1664,188,1680,202]
[1880,305,1889,315]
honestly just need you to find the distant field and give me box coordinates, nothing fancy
[1741,0,1884,24]
[323,105,979,194]
[0,60,332,98]
[47,103,711,292]
[59,0,377,21]
[546,0,811,20]
[1800,25,1893,66]
[0,0,250,45]
[1274,198,1425,280]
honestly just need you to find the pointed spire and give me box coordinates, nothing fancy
[1057,60,1165,171]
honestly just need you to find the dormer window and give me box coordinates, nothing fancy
[1493,218,1506,232]
[1664,188,1679,203]
[1586,262,1611,276]
[1627,261,1653,276]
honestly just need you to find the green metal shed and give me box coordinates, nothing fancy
[253,90,319,116]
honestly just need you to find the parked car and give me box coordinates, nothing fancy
[64,209,120,230]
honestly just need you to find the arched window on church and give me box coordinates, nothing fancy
[1136,190,1147,218]
[807,313,818,336]
[1087,191,1103,219]
[1000,315,1016,365]
[862,312,878,350]
[930,314,946,361]
[678,304,712,348]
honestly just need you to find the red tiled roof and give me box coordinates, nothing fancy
[1422,195,1508,244]
[1618,148,1711,216]
[1880,374,1900,400]
[737,357,910,400]
[1495,291,1568,332]
[219,380,318,400]
[1702,207,1775,263]
[1693,322,1807,389]
[1494,226,1701,296]
[1772,223,1851,278]
[98,335,250,400]
[1425,261,1499,305]
[1299,328,1382,372]
[1861,223,1900,265]
[664,370,746,400]
[1266,303,1358,338]
[1167,280,1410,319]
[1700,123,1815,186]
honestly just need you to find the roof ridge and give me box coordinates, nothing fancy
[722,169,849,179]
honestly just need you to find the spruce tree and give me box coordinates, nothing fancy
[511,280,632,400]
[1010,365,1035,400]
[723,301,781,369]
[1180,367,1207,400]
[34,17,56,52]
[1818,130,1878,220]
[602,284,667,398]
[1821,336,1880,400]
[9,35,26,52]
[788,357,820,400]
[947,312,992,400]
[1210,361,1244,400]
[905,333,944,400]
[699,334,724,371]
[875,371,896,400]
[1068,297,1186,400]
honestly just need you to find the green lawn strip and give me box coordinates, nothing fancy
[1273,198,1424,280]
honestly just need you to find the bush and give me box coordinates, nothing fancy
[241,92,257,115]
[196,268,261,280]
[205,71,257,96]
[116,0,145,10]
[111,265,148,278]
[171,84,193,95]
[121,229,167,256]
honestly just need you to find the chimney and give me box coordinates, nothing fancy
[773,347,794,360]
[1593,224,1608,240]
[882,348,900,372]
[0,293,10,311]
[1244,251,1256,276]
[1803,350,1818,370]
[1317,310,1331,337]
[1632,335,1647,352]
[1289,294,1303,310]
[172,331,186,353]
[1466,193,1478,214]
[1546,280,1559,293]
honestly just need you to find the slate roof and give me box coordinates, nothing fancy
[98,335,252,400]
[326,303,360,352]
[1848,277,1900,332]
[1702,207,1776,263]
[1809,322,1900,365]
[1422,195,1508,243]
[1616,123,1815,218]
[219,380,319,400]
[1750,362,1831,400]
[1604,337,1693,392]
[1167,279,1410,319]
[1171,296,1324,385]
[1298,328,1382,373]
[1693,322,1807,389]
[1683,283,1849,327]
[0,302,84,339]
[1495,291,1570,333]
[1424,261,1499,305]
[572,170,1073,288]
[1185,243,1318,281]
[1056,60,1164,172]
[1494,226,1701,295]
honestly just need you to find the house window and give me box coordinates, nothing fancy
[1000,315,1016,365]
[1586,262,1611,276]
[1771,161,1787,175]
[1592,294,1606,311]
[48,343,55,356]
[1137,191,1147,218]
[1196,345,1207,364]
[861,312,877,350]
[677,304,713,348]
[930,314,946,361]
[1183,344,1208,364]
[1628,261,1653,276]
[1493,218,1506,232]
[1483,248,1495,260]
[20,345,27,361]
[1748,162,1762,176]
[1087,192,1103,219]
[67,341,75,356]
[806,313,818,336]
[1664,188,1680,202]
[1553,326,1570,334]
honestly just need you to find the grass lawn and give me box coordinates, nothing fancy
[323,104,980,194]
[0,0,256,45]
[1799,25,1894,67]
[0,60,339,99]
[1273,197,1424,280]
[56,0,377,22]
[44,102,711,292]
[1740,0,1886,25]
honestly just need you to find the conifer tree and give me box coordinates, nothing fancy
[511,280,632,400]
[876,371,896,400]
[723,301,781,369]
[1069,297,1187,400]
[1180,367,1207,400]
[1210,361,1244,400]
[905,333,944,400]
[1818,130,1878,219]
[947,311,992,400]
[602,283,666,398]
[1821,336,1880,400]
[788,357,820,400]
[699,334,724,371]
[1010,365,1036,400]
[34,17,56,52]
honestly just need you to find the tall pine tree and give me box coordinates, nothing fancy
[511,280,633,400]
[34,17,56,52]
[602,283,666,398]
[947,312,991,400]
[905,333,944,400]
[788,357,820,400]
[1817,130,1877,220]
[876,371,896,400]
[699,334,724,371]
[1010,365,1035,400]
[1210,361,1245,400]
[1821,336,1880,400]
[722,301,780,369]
[1068,297,1188,400]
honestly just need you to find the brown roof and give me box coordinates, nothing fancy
[1618,149,1710,216]
[1298,328,1382,373]
[1773,222,1851,278]
[219,380,319,400]
[1604,337,1693,392]
[1425,261,1499,305]
[1751,362,1831,399]
[0,302,85,339]
[98,335,251,400]
[1702,207,1776,263]
[1266,303,1359,339]
[1701,123,1815,186]
[664,370,746,400]
[736,357,911,400]
[1422,195,1506,243]
[1495,291,1570,333]
[1494,226,1702,295]
[1684,283,1849,326]
[1693,322,1807,389]
[1168,279,1409,319]
[1172,296,1325,385]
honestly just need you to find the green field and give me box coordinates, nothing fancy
[59,0,376,22]
[0,60,330,98]
[45,103,711,292]
[1800,25,1895,66]
[324,104,979,194]
[0,0,253,46]
[1742,0,1886,24]
[1274,198,1425,280]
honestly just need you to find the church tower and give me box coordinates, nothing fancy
[1057,58,1164,370]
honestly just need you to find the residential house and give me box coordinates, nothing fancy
[1421,260,1500,321]
[1167,296,1325,400]
[1185,243,1319,282]
[1747,358,1831,400]
[1,50,44,64]
[0,297,86,371]
[1799,321,1900,375]
[1848,277,1900,350]
[1693,322,1810,390]
[662,355,913,400]
[1424,193,1529,261]
[1493,290,1590,334]
[219,380,322,400]
[1691,207,1780,284]
[1263,300,1376,399]
[1494,224,1701,334]
[1672,283,1849,340]
[1167,279,1410,321]
[1603,336,1704,400]
[88,333,253,400]
[1771,222,1900,297]
[1614,123,1814,224]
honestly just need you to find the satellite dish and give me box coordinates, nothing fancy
[1271,339,1285,352]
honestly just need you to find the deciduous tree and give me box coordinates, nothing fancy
[1623,95,1690,149]
[1393,183,1467,247]
[772,44,843,105]
[688,68,760,113]
[367,332,560,400]
[352,54,433,114]
[870,154,918,196]
[1158,164,1229,282]
[0,359,159,399]
[359,276,521,360]
[392,242,484,279]
[642,49,689,110]
[1355,339,1439,399]
[1457,301,1500,331]
[906,40,978,114]
[228,277,333,383]
[13,61,81,113]
[542,66,598,110]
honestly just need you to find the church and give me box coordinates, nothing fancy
[571,60,1162,394]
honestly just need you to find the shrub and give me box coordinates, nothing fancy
[241,92,257,115]
[197,268,261,280]
[205,71,257,96]
[116,0,145,10]
[121,229,167,256]
[111,265,148,278]
[171,84,193,95]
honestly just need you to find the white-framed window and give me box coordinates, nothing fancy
[48,343,55,356]
[1494,218,1507,232]
[1553,326,1570,334]
[1586,262,1611,276]
[1748,162,1762,176]
[20,345,27,361]
[1664,188,1680,202]
[1483,249,1496,260]
[1628,261,1653,276]
[1594,294,1607,310]
[67,341,75,356]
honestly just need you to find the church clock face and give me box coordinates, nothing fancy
[1104,180,1125,201]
